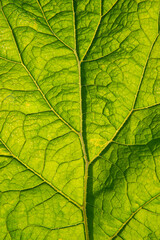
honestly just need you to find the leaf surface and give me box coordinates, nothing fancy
[0,0,160,239]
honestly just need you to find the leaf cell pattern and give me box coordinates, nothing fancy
[0,0,160,239]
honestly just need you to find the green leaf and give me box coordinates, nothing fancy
[0,0,160,239]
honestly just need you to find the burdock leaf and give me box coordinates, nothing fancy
[0,0,160,239]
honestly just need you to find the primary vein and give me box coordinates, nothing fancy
[72,1,90,239]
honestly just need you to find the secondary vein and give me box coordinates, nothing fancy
[1,5,79,135]
[36,0,74,52]
[81,0,120,62]
[109,192,160,239]
[89,33,159,165]
[0,138,82,210]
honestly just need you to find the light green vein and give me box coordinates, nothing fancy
[81,0,102,62]
[101,0,119,18]
[0,56,21,64]
[35,0,74,52]
[89,33,159,164]
[110,192,160,239]
[1,5,79,135]
[0,138,82,210]
[81,0,120,61]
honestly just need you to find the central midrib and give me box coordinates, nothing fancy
[76,51,90,240]
[71,1,90,239]
[73,13,160,240]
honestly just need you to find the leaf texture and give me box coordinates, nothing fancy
[0,0,160,239]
